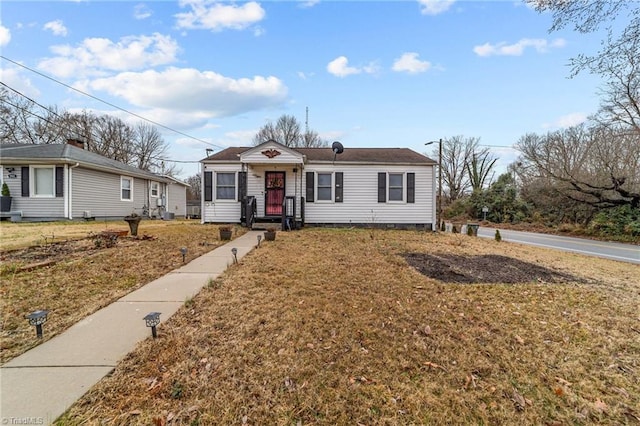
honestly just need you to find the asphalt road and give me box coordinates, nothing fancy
[476,227,640,265]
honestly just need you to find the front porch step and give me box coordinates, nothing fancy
[251,221,282,231]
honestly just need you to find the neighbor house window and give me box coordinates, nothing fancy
[216,172,235,200]
[121,176,133,201]
[388,173,403,201]
[150,182,159,197]
[31,166,55,197]
[317,173,332,201]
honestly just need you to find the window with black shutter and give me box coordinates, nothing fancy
[204,171,213,202]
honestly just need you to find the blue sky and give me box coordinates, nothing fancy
[0,0,606,178]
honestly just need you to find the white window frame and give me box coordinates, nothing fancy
[150,182,159,198]
[121,176,133,202]
[215,172,236,201]
[316,172,333,202]
[388,172,404,203]
[30,165,56,198]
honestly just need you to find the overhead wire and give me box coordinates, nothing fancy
[1,83,200,167]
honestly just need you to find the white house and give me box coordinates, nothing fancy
[0,141,189,221]
[201,140,437,230]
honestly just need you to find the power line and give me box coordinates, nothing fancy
[1,55,224,150]
[1,83,199,166]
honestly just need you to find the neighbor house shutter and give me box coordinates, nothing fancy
[21,166,29,197]
[407,173,415,204]
[377,172,386,203]
[238,171,247,202]
[204,171,213,202]
[335,172,343,203]
[306,172,314,202]
[55,166,64,197]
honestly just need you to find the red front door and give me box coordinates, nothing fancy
[265,171,285,216]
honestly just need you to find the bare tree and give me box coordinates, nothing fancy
[516,123,640,209]
[253,114,327,147]
[528,0,639,76]
[301,129,328,148]
[594,37,640,132]
[134,122,168,171]
[467,147,497,192]
[185,173,201,200]
[435,135,479,202]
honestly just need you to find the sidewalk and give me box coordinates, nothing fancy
[0,231,262,425]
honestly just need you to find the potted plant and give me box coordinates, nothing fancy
[219,225,233,240]
[1,182,11,212]
[124,211,142,236]
[264,227,276,241]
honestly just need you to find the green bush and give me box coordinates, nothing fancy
[589,205,640,237]
[1,183,10,197]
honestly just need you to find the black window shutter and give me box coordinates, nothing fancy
[238,171,247,201]
[204,171,213,202]
[378,172,386,203]
[335,172,343,203]
[306,172,314,202]
[407,172,415,203]
[21,166,29,197]
[55,166,64,197]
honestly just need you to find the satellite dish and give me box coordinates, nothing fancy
[332,141,344,164]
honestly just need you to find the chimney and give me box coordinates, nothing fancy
[67,138,86,149]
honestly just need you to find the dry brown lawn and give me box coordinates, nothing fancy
[0,219,243,363]
[58,228,639,425]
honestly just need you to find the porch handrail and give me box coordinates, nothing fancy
[245,196,256,228]
[282,196,296,230]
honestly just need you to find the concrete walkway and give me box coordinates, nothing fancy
[0,231,262,425]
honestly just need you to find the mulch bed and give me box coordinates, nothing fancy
[403,253,585,284]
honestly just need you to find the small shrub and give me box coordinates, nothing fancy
[89,232,118,248]
[451,225,458,234]
[466,225,474,236]
[1,182,10,197]
[440,221,446,232]
[495,229,502,242]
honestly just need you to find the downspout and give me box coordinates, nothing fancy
[68,162,80,219]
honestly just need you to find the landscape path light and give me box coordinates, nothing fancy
[26,310,49,338]
[143,312,161,338]
[180,247,188,263]
[257,234,262,247]
[231,247,238,264]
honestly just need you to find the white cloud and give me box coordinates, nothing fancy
[175,0,265,31]
[299,0,320,8]
[418,0,455,15]
[38,33,180,78]
[542,112,588,129]
[0,23,10,46]
[473,38,566,57]
[0,67,40,98]
[327,56,377,78]
[392,52,432,74]
[43,20,68,36]
[88,67,288,118]
[134,3,153,20]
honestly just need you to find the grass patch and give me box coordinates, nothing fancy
[59,228,639,425]
[0,219,242,363]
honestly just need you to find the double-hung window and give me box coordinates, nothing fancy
[121,176,133,201]
[150,182,159,197]
[317,173,332,201]
[388,173,404,202]
[378,172,415,203]
[216,172,236,200]
[31,166,55,197]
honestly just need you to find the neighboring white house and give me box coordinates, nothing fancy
[0,141,189,221]
[201,140,437,230]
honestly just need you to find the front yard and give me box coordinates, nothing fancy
[0,219,240,363]
[57,228,639,425]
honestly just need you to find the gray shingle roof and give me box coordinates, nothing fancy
[0,143,166,181]
[205,146,436,165]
